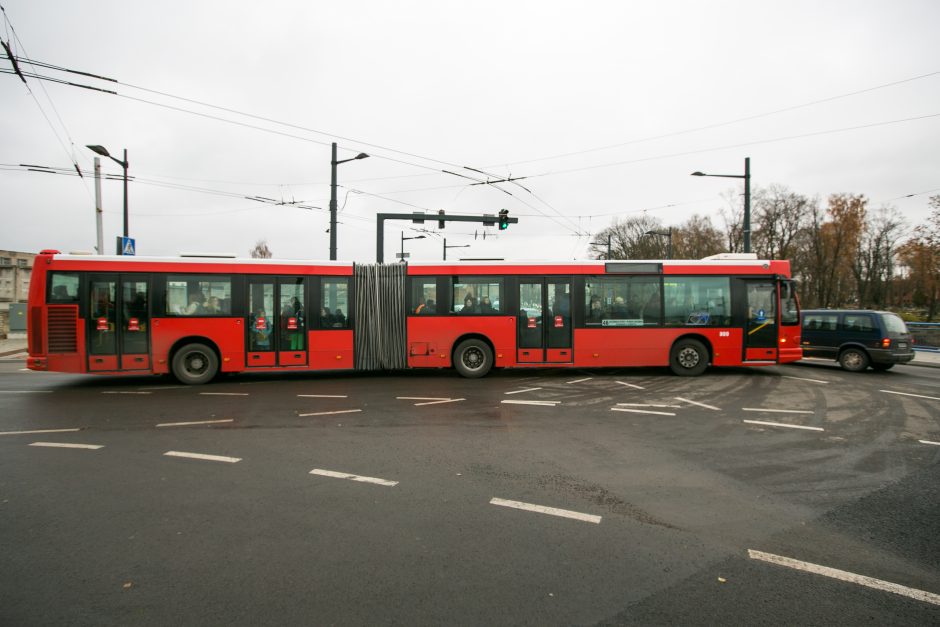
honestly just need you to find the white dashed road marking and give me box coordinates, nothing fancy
[919,439,940,446]
[490,498,601,524]
[0,428,81,436]
[310,468,398,486]
[0,390,52,394]
[414,398,466,406]
[611,407,676,416]
[616,381,644,390]
[742,407,814,414]
[299,409,362,417]
[298,394,348,398]
[397,396,450,401]
[748,549,940,606]
[504,387,542,395]
[617,403,681,408]
[675,397,721,410]
[567,377,593,384]
[782,376,829,384]
[102,391,152,395]
[501,400,560,407]
[199,392,249,396]
[156,419,234,427]
[29,442,103,450]
[743,419,824,432]
[880,390,940,402]
[164,451,242,463]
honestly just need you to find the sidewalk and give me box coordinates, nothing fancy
[0,337,27,357]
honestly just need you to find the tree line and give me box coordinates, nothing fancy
[589,188,940,320]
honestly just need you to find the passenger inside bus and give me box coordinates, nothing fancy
[479,295,496,314]
[332,308,347,327]
[251,309,271,349]
[184,292,206,315]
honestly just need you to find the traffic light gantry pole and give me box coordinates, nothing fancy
[376,211,517,263]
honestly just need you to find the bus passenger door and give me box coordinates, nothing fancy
[87,274,151,372]
[744,281,778,362]
[246,277,307,367]
[517,278,572,363]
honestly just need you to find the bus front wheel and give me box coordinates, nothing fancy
[172,343,219,385]
[454,339,493,378]
[670,338,708,376]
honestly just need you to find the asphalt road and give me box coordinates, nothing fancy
[1,357,938,626]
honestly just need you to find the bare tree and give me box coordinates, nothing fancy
[853,205,906,308]
[717,188,745,253]
[250,240,273,259]
[751,184,811,260]
[673,214,724,259]
[589,214,669,260]
[898,195,940,319]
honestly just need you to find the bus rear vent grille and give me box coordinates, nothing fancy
[47,307,78,353]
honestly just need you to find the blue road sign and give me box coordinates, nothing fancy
[121,237,136,256]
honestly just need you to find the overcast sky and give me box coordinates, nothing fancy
[2,1,938,262]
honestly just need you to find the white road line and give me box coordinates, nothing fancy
[298,394,348,398]
[0,390,52,394]
[414,398,466,406]
[742,407,814,414]
[199,392,249,396]
[397,396,449,401]
[567,377,593,384]
[299,408,362,417]
[29,442,103,450]
[505,387,542,395]
[138,385,188,390]
[748,549,940,606]
[611,407,676,416]
[743,419,824,432]
[310,468,398,486]
[0,428,81,436]
[617,403,681,408]
[919,439,940,446]
[102,391,152,395]
[881,389,940,402]
[490,497,601,524]
[675,397,721,411]
[616,381,645,390]
[156,419,234,427]
[501,400,560,407]
[163,451,242,463]
[782,375,829,384]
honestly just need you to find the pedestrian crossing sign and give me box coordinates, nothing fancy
[118,236,136,256]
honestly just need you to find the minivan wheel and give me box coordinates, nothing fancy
[839,348,870,372]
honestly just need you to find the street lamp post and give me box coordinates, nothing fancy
[399,233,426,260]
[86,144,129,240]
[645,228,673,259]
[330,142,369,260]
[443,238,470,261]
[691,157,751,253]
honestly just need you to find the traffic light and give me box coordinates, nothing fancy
[498,209,509,230]
[438,209,445,229]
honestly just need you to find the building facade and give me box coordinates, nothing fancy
[0,250,36,337]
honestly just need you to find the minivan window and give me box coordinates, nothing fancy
[803,313,838,331]
[882,313,908,335]
[842,314,876,333]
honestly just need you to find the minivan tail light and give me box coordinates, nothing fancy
[882,338,891,348]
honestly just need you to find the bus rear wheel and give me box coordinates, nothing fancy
[454,339,493,378]
[172,343,219,385]
[670,338,708,376]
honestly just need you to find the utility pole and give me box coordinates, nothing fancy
[443,238,470,260]
[93,157,104,255]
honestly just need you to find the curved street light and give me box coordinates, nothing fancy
[330,143,370,260]
[692,157,751,253]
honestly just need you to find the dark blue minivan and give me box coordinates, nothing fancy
[800,309,914,371]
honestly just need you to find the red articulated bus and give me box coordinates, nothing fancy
[27,250,801,383]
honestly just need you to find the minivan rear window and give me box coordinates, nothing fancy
[882,313,908,335]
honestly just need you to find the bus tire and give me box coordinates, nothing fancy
[839,348,869,372]
[453,339,493,378]
[669,338,708,376]
[172,343,219,385]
